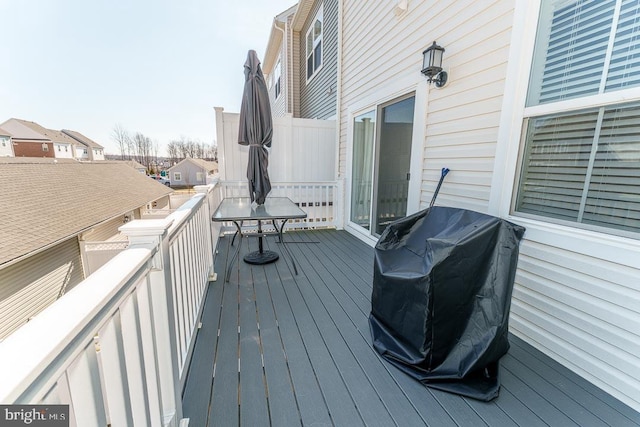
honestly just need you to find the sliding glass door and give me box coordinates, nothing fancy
[350,94,415,235]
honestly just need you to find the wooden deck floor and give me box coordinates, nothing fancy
[182,229,640,427]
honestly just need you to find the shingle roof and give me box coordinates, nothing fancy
[0,127,12,137]
[0,119,51,141]
[0,158,173,267]
[168,157,218,172]
[61,129,104,149]
[10,119,77,145]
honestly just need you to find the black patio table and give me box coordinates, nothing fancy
[211,197,307,281]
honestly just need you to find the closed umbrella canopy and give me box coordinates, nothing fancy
[238,50,273,205]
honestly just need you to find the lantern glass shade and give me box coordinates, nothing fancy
[421,41,444,78]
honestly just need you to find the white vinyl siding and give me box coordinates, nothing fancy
[340,0,514,214]
[517,0,640,237]
[0,238,84,340]
[496,0,640,412]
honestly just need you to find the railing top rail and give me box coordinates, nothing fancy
[165,183,216,241]
[221,180,338,186]
[0,247,154,402]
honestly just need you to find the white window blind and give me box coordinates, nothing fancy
[528,0,616,105]
[582,104,640,230]
[516,103,640,233]
[517,0,640,236]
[527,0,640,106]
[606,0,640,90]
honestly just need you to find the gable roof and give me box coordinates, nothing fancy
[168,157,218,172]
[0,158,173,267]
[263,4,298,73]
[0,127,11,137]
[0,119,51,141]
[122,159,147,170]
[291,0,315,31]
[61,129,104,149]
[8,119,77,145]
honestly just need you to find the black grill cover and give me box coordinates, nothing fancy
[369,206,525,401]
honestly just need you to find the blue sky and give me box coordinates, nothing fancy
[0,0,295,155]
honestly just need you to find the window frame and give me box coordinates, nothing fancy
[173,172,182,182]
[305,4,323,83]
[509,0,640,239]
[274,57,282,99]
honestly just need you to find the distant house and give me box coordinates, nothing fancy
[0,118,54,158]
[263,0,338,119]
[5,119,76,159]
[0,158,173,340]
[168,157,218,188]
[61,129,106,161]
[0,128,13,157]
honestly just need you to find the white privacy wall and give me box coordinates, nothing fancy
[215,108,336,183]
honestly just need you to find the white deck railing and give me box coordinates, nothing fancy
[0,179,336,427]
[0,184,220,427]
[219,180,343,231]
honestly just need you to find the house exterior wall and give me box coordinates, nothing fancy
[53,143,74,159]
[170,162,209,188]
[13,141,55,158]
[0,238,84,340]
[270,41,288,117]
[0,136,13,157]
[490,1,640,411]
[339,0,640,411]
[75,146,89,160]
[298,0,339,119]
[91,148,105,161]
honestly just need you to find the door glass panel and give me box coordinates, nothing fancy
[350,110,376,229]
[374,96,415,235]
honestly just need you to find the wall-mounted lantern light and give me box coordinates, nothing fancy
[421,41,447,87]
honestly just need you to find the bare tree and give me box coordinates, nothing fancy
[167,141,180,165]
[132,132,152,170]
[111,124,131,160]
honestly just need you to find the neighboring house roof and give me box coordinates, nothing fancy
[61,129,104,149]
[0,157,173,267]
[8,119,77,145]
[120,160,147,170]
[0,127,12,137]
[168,157,218,173]
[0,119,51,141]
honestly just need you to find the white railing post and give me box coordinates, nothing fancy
[336,178,345,230]
[120,218,183,427]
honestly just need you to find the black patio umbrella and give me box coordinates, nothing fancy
[238,49,273,205]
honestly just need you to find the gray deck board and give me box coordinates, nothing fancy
[238,239,271,426]
[182,229,640,427]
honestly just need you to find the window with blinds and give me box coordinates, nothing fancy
[527,0,640,106]
[516,0,640,236]
[516,103,640,233]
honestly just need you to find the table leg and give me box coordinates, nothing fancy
[277,219,299,275]
[226,220,243,282]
